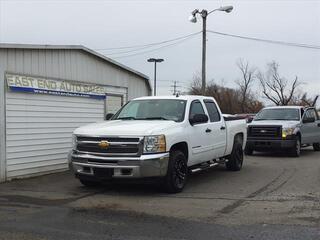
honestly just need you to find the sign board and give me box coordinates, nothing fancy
[6,74,107,99]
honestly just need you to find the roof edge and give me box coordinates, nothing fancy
[0,43,151,91]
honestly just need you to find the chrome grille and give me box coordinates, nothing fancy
[76,136,143,157]
[248,126,282,139]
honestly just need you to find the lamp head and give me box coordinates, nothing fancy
[218,5,233,13]
[188,15,197,23]
[189,9,199,23]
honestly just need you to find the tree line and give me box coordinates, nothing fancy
[189,59,318,114]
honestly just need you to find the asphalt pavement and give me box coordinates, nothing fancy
[0,147,319,239]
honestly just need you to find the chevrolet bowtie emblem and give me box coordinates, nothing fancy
[98,140,110,149]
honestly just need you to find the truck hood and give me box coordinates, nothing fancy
[73,120,177,136]
[250,120,300,128]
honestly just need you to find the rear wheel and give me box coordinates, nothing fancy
[226,142,244,171]
[313,143,320,151]
[289,136,301,157]
[163,150,188,193]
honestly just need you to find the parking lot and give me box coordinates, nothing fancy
[0,148,319,240]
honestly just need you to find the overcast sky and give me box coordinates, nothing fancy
[0,0,319,103]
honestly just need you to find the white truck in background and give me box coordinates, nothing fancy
[69,95,247,193]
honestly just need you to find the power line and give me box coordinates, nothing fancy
[207,30,320,50]
[94,31,201,51]
[112,33,201,59]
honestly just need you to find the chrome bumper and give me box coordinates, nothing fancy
[68,151,170,179]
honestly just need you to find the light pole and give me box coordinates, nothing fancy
[189,6,233,95]
[147,58,164,96]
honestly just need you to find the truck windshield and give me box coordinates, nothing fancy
[113,99,187,122]
[254,108,300,121]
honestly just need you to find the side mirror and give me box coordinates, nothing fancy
[302,116,315,123]
[247,118,253,123]
[106,113,114,120]
[190,114,208,125]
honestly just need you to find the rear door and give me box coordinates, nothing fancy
[203,99,227,158]
[188,100,213,165]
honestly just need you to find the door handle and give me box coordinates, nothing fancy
[205,128,212,133]
[220,126,226,130]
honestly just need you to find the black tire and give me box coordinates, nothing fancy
[289,136,301,157]
[244,145,254,156]
[163,150,188,193]
[79,178,100,187]
[226,142,244,171]
[313,143,320,151]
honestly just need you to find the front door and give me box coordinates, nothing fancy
[301,109,319,144]
[188,100,213,165]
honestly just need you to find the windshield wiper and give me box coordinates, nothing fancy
[117,116,136,120]
[137,117,171,120]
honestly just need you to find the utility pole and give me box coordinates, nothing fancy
[201,10,207,95]
[189,6,233,95]
[171,81,181,95]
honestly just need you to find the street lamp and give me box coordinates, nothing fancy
[189,6,233,95]
[147,58,164,96]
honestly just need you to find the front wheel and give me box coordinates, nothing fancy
[313,143,320,151]
[226,142,244,171]
[163,150,188,193]
[289,137,301,157]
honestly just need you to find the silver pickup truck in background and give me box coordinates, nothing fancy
[245,106,320,157]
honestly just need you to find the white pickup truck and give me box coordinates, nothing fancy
[69,95,247,193]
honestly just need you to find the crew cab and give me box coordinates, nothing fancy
[69,95,247,193]
[245,106,320,157]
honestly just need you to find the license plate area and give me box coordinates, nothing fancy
[93,168,114,179]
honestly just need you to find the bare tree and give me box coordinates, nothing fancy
[299,93,319,107]
[257,61,300,105]
[190,72,264,114]
[235,59,256,112]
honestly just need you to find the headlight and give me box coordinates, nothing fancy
[282,128,295,138]
[72,134,77,149]
[143,135,166,154]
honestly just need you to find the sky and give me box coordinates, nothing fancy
[0,0,319,103]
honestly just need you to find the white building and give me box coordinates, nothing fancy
[0,44,151,182]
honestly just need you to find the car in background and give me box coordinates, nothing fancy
[245,106,320,157]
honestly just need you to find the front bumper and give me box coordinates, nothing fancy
[68,151,170,179]
[246,138,296,150]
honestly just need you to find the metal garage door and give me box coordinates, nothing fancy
[5,92,105,179]
[106,95,123,115]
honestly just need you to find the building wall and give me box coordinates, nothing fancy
[0,48,150,182]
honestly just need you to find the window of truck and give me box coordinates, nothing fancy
[254,108,300,121]
[113,99,187,122]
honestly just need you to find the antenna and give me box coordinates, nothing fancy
[312,95,319,107]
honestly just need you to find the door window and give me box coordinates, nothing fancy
[204,100,221,122]
[189,100,205,119]
[304,109,317,121]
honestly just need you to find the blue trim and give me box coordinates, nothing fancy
[9,86,106,100]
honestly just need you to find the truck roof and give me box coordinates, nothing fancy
[133,95,214,101]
